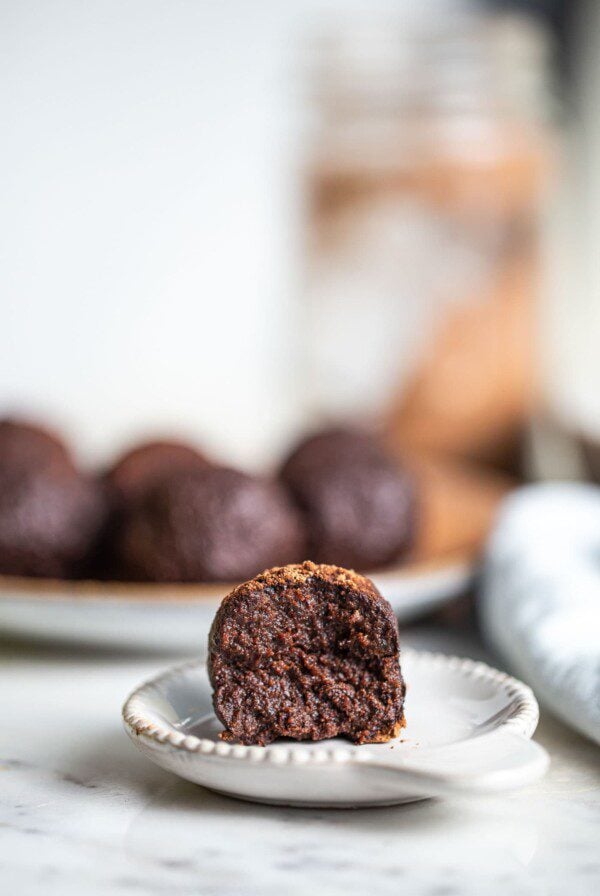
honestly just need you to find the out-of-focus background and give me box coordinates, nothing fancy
[0,0,589,475]
[3,6,600,892]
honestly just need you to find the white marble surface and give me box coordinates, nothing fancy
[1,627,599,896]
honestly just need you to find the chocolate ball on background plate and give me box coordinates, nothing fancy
[281,426,415,570]
[96,439,212,579]
[118,466,306,583]
[0,418,74,475]
[105,439,210,505]
[280,426,387,494]
[0,466,109,579]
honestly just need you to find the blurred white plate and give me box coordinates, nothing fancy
[0,555,472,653]
[122,649,548,807]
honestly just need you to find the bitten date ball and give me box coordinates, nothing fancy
[118,466,306,583]
[208,561,406,746]
[281,427,415,570]
[105,440,210,504]
[0,418,74,475]
[0,468,108,578]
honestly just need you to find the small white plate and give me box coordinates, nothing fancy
[0,557,471,652]
[122,649,548,807]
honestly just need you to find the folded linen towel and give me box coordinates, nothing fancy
[481,483,600,745]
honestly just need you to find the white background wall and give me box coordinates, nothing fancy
[0,0,457,469]
[1,0,310,469]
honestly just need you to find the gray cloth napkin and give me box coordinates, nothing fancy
[481,483,600,746]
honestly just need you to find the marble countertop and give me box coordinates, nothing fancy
[1,626,599,896]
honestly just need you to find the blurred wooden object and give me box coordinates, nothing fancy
[386,258,536,473]
[409,452,515,564]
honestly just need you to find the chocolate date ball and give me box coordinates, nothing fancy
[105,439,210,505]
[281,428,415,570]
[97,440,211,579]
[0,418,74,475]
[118,466,306,583]
[208,561,406,746]
[0,467,108,579]
[281,426,386,493]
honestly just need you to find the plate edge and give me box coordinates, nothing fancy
[122,648,540,764]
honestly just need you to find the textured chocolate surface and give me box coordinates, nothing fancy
[208,561,405,746]
[0,467,108,578]
[281,428,415,570]
[118,467,306,583]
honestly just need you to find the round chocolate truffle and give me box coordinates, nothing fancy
[208,561,406,746]
[281,426,386,494]
[281,428,415,570]
[0,467,108,579]
[0,418,74,475]
[118,466,306,583]
[105,439,210,505]
[98,440,211,580]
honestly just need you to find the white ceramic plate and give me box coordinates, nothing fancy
[122,649,548,807]
[0,556,472,653]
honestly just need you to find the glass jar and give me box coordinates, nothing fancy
[303,2,555,470]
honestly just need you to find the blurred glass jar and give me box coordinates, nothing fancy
[304,3,556,470]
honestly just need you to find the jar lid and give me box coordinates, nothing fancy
[309,1,555,124]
